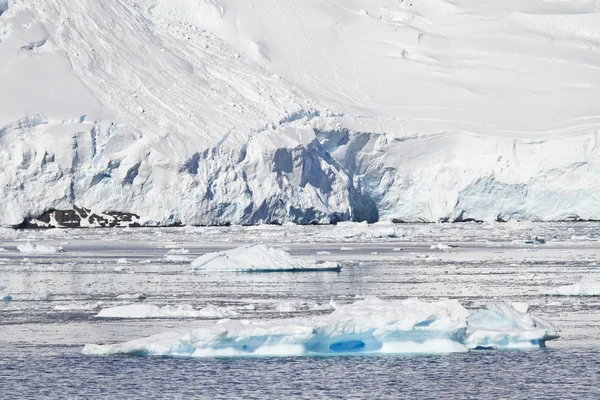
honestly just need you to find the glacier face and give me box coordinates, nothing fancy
[0,0,599,226]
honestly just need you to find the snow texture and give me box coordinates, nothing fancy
[1,1,599,225]
[191,245,342,272]
[82,297,558,357]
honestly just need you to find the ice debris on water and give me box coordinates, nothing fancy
[191,244,341,272]
[55,302,103,311]
[525,237,546,245]
[166,248,190,255]
[115,293,147,300]
[430,244,451,250]
[551,281,600,296]
[82,297,558,357]
[95,304,238,319]
[0,286,12,301]
[17,242,65,254]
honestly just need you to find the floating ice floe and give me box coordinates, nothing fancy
[82,297,558,357]
[0,287,12,301]
[115,293,147,300]
[17,242,65,254]
[191,245,341,272]
[95,304,238,319]
[166,248,190,255]
[551,282,600,296]
[164,254,189,262]
[55,302,103,311]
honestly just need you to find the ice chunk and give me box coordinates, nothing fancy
[55,301,103,311]
[464,303,558,350]
[16,242,65,254]
[311,299,337,311]
[275,301,302,312]
[0,286,12,301]
[164,254,189,262]
[95,304,238,319]
[552,282,600,296]
[115,293,147,300]
[191,245,341,272]
[82,297,558,357]
[167,248,190,255]
[430,244,451,250]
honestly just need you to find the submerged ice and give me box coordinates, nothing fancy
[83,297,558,357]
[191,245,341,272]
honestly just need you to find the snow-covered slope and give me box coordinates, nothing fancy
[1,0,599,226]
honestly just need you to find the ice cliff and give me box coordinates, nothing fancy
[1,0,599,226]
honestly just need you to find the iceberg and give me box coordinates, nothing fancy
[16,242,65,254]
[430,244,452,251]
[463,303,558,350]
[0,287,12,301]
[166,248,190,255]
[95,304,238,319]
[191,245,341,272]
[82,297,558,357]
[55,302,103,311]
[551,282,600,296]
[115,293,147,300]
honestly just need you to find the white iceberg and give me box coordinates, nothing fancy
[463,303,557,350]
[17,242,65,254]
[551,282,600,296]
[164,255,189,262]
[115,293,147,300]
[167,248,190,255]
[82,297,557,357]
[95,304,238,319]
[430,244,452,251]
[275,301,303,312]
[191,245,341,272]
[55,302,103,311]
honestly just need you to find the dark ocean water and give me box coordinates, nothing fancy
[1,346,599,399]
[1,224,600,399]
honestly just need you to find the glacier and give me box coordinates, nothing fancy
[1,0,600,226]
[191,244,342,272]
[82,297,559,357]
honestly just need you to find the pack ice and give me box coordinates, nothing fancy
[82,297,558,357]
[191,245,341,272]
[1,0,599,226]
